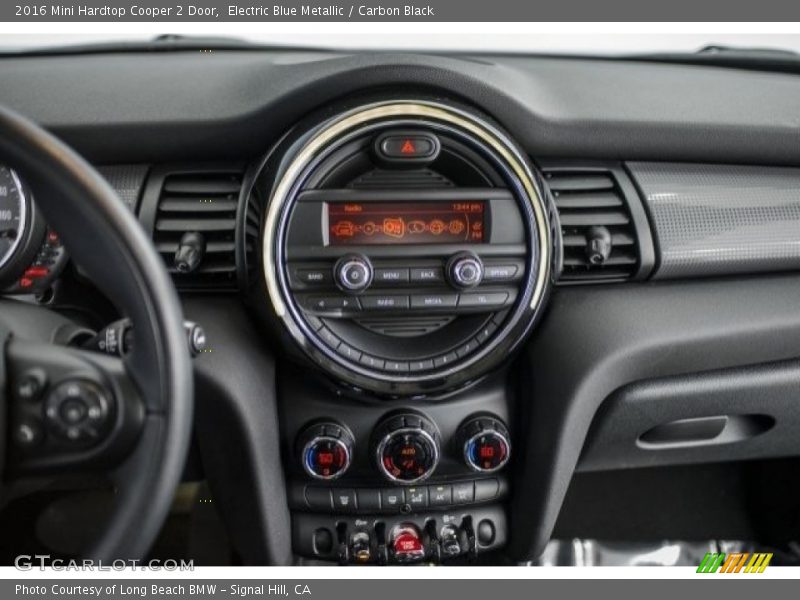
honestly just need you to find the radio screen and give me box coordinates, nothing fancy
[326,201,486,245]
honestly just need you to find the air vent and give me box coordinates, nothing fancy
[153,171,243,291]
[542,166,641,283]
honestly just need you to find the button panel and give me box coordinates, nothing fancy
[294,477,507,514]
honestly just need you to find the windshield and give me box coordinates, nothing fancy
[2,30,800,55]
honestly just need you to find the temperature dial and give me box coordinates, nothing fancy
[457,415,511,473]
[373,412,440,484]
[297,422,355,480]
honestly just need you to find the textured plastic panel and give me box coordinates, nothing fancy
[627,162,800,279]
[96,164,149,213]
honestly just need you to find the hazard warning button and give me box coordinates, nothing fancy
[375,131,440,162]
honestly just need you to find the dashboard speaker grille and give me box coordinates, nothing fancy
[153,170,243,291]
[542,166,640,283]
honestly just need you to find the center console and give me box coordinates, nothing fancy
[248,99,557,564]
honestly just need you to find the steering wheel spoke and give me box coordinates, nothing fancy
[5,337,145,479]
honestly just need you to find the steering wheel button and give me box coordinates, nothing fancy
[13,421,43,448]
[15,371,46,401]
[60,398,88,424]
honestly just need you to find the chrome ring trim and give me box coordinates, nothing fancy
[0,168,29,271]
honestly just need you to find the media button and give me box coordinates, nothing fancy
[410,294,458,309]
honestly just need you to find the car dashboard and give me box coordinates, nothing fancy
[1,47,800,566]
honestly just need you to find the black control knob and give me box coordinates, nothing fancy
[334,254,373,293]
[297,422,355,481]
[446,252,483,289]
[373,412,440,484]
[456,415,511,473]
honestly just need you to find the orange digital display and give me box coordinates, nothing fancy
[327,201,485,245]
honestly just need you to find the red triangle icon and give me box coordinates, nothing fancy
[400,140,416,154]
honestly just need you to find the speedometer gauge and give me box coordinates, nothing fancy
[0,166,27,270]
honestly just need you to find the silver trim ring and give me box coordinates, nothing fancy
[0,167,29,271]
[375,426,440,485]
[301,435,352,481]
[262,100,552,320]
[462,429,511,474]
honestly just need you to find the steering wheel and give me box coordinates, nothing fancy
[0,106,193,560]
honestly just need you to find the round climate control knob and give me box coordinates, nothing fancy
[457,415,511,473]
[334,254,373,292]
[446,252,483,289]
[373,413,440,484]
[298,422,355,480]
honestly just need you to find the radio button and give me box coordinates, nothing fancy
[458,292,509,309]
[455,339,479,358]
[410,267,444,283]
[361,295,409,310]
[410,293,458,309]
[374,268,410,284]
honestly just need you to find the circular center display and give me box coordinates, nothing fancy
[0,166,27,270]
[378,429,438,483]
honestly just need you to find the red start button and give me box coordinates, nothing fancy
[391,524,425,562]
